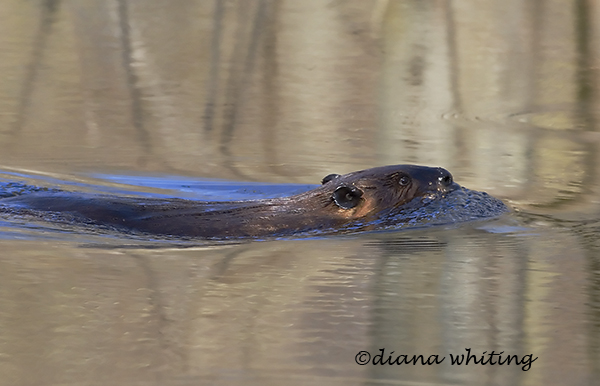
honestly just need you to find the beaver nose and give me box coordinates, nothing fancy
[436,167,458,192]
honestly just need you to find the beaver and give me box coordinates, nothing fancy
[0,165,458,239]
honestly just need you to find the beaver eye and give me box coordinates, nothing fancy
[398,175,411,186]
[332,186,363,209]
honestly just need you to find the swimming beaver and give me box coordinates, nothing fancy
[0,165,458,239]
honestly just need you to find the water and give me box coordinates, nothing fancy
[0,0,599,385]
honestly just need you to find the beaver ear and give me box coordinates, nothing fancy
[332,186,363,209]
[322,173,341,185]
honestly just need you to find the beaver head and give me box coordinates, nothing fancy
[316,164,458,220]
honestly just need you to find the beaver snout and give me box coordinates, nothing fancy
[436,167,458,193]
[415,166,458,194]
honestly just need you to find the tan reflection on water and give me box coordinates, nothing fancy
[0,0,597,206]
[0,227,593,386]
[0,0,600,385]
[0,239,377,385]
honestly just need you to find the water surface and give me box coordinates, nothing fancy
[0,1,599,385]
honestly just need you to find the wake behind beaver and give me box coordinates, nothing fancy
[0,165,508,240]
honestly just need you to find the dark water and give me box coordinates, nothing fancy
[0,1,599,385]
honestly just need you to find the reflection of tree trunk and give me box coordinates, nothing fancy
[519,0,543,203]
[131,254,173,371]
[575,0,598,190]
[201,0,272,179]
[117,0,151,167]
[203,0,225,134]
[584,237,600,377]
[219,0,268,179]
[69,0,153,167]
[523,0,599,211]
[528,0,583,207]
[442,0,469,167]
[10,0,59,138]
[576,0,600,372]
[378,0,455,166]
[261,1,282,176]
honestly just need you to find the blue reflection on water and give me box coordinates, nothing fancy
[89,173,318,200]
[0,171,317,200]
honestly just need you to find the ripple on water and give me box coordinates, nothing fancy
[372,187,509,231]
